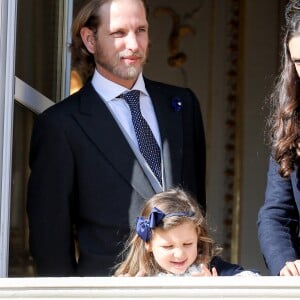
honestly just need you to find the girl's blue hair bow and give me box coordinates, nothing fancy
[135,207,193,242]
[135,207,165,242]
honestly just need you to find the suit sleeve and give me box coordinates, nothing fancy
[210,256,245,276]
[257,157,300,275]
[27,112,77,276]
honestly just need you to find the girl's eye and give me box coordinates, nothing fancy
[184,243,193,247]
[162,245,173,249]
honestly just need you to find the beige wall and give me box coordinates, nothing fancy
[144,0,285,275]
[239,0,284,275]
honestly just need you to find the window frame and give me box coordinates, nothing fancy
[0,0,18,277]
[0,0,73,277]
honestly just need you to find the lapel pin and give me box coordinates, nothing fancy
[171,97,183,112]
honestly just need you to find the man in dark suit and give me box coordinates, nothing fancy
[27,0,206,276]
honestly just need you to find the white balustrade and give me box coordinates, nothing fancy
[0,276,298,299]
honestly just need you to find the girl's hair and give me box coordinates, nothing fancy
[70,0,149,82]
[114,188,221,276]
[268,0,300,177]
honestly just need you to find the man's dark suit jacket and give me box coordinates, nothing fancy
[27,77,206,276]
[257,157,300,275]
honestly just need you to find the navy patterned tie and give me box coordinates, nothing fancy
[123,90,162,184]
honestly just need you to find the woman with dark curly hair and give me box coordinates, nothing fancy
[258,0,300,276]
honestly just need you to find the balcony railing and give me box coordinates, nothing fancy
[0,276,299,299]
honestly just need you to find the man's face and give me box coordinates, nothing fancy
[93,0,149,88]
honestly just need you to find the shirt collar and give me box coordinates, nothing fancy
[91,69,149,103]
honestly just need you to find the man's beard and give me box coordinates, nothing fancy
[95,48,148,80]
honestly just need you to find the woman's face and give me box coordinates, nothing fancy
[289,35,300,77]
[145,221,198,275]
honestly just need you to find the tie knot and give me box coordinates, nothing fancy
[122,90,140,107]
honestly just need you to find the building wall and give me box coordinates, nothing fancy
[239,0,284,274]
[144,0,285,275]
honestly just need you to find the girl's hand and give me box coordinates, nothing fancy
[280,260,300,276]
[117,270,146,277]
[135,270,146,276]
[192,264,218,277]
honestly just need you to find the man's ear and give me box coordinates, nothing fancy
[80,27,96,54]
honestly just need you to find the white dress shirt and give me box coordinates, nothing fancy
[91,70,164,192]
[91,70,161,149]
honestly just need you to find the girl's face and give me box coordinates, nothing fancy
[146,221,198,275]
[289,35,300,77]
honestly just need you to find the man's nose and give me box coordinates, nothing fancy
[126,32,139,51]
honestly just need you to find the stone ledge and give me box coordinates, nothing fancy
[0,276,298,299]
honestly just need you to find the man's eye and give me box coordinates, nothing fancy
[112,31,124,37]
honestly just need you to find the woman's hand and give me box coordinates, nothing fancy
[280,260,300,276]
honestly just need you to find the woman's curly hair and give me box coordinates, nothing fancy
[268,0,300,177]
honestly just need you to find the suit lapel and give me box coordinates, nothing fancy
[145,79,183,188]
[72,83,155,199]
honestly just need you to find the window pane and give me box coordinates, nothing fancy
[15,1,63,102]
[9,102,35,276]
[10,0,67,276]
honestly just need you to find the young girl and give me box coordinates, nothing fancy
[114,188,259,276]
